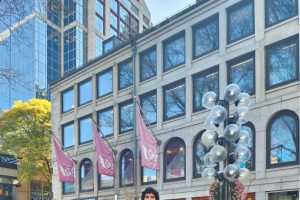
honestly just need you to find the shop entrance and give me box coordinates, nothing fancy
[0,184,13,200]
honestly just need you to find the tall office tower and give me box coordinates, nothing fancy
[0,0,151,111]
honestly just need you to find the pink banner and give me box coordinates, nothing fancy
[137,107,159,170]
[52,138,75,183]
[93,125,115,176]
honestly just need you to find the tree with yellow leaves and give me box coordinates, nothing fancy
[0,99,52,184]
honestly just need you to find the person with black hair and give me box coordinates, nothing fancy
[141,187,159,200]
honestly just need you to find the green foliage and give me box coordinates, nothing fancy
[0,99,52,184]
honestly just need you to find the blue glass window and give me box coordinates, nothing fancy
[265,0,298,28]
[110,12,118,28]
[140,47,157,82]
[140,91,157,124]
[193,14,219,58]
[96,16,104,34]
[228,53,255,95]
[120,6,130,24]
[193,67,219,112]
[240,123,255,171]
[98,107,114,137]
[119,101,133,133]
[110,0,118,13]
[97,68,113,97]
[227,0,254,44]
[79,116,92,144]
[163,32,185,71]
[78,79,92,106]
[120,150,134,186]
[142,167,157,184]
[80,159,94,191]
[63,182,74,194]
[95,35,103,57]
[62,122,75,148]
[266,36,299,89]
[164,80,185,121]
[47,0,61,26]
[96,0,104,17]
[99,174,114,189]
[62,88,74,113]
[118,59,133,90]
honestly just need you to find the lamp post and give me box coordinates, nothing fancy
[201,84,252,200]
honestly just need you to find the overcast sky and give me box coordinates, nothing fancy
[144,0,196,25]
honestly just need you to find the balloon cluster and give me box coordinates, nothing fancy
[201,84,251,184]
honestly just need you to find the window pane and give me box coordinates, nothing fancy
[266,37,298,89]
[193,15,219,58]
[96,16,104,34]
[98,108,114,136]
[140,92,157,124]
[120,6,130,24]
[193,69,218,111]
[80,159,94,191]
[110,12,118,28]
[268,191,299,200]
[140,47,157,81]
[63,182,74,194]
[165,139,185,181]
[99,174,114,188]
[79,117,92,144]
[120,150,134,186]
[269,115,297,165]
[96,0,104,17]
[110,0,118,13]
[164,81,185,120]
[228,0,254,43]
[228,55,255,95]
[194,133,208,177]
[163,33,185,71]
[240,124,255,171]
[142,167,157,184]
[63,123,74,148]
[95,35,103,57]
[120,102,133,133]
[79,80,92,106]
[62,89,74,113]
[266,0,298,27]
[118,59,133,90]
[97,69,113,97]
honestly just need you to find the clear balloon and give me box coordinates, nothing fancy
[238,129,250,147]
[223,124,240,142]
[210,145,227,163]
[204,152,217,168]
[238,93,251,107]
[224,84,241,102]
[201,130,217,148]
[202,91,217,109]
[210,105,227,124]
[239,168,251,184]
[236,106,249,124]
[202,167,216,181]
[224,164,239,180]
[234,145,251,163]
[204,115,218,131]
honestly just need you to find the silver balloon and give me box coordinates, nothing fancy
[234,145,251,163]
[210,145,227,163]
[202,91,217,109]
[236,106,249,124]
[224,164,239,180]
[239,168,251,184]
[238,93,251,107]
[202,167,216,181]
[210,105,227,124]
[204,115,217,131]
[204,152,217,168]
[224,84,241,102]
[223,124,240,142]
[238,129,250,147]
[201,130,217,148]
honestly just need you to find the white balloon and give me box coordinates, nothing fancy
[210,105,227,124]
[224,164,239,180]
[224,84,241,102]
[210,145,227,163]
[238,93,251,107]
[204,152,217,168]
[202,91,217,109]
[234,145,251,163]
[204,115,218,131]
[239,168,251,184]
[202,167,216,182]
[238,129,250,147]
[201,130,217,148]
[236,106,249,124]
[224,124,240,142]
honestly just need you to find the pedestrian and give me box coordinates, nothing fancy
[141,187,159,200]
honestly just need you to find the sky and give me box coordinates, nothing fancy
[144,0,196,25]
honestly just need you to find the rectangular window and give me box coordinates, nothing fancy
[118,59,133,90]
[140,91,157,124]
[228,53,255,95]
[266,35,299,89]
[139,46,157,82]
[78,79,92,106]
[193,14,219,59]
[110,27,118,37]
[62,122,75,148]
[163,80,185,121]
[63,182,75,194]
[119,101,133,133]
[163,32,185,72]
[97,68,113,97]
[61,88,74,113]
[193,67,219,112]
[96,0,104,17]
[120,6,130,24]
[268,191,299,200]
[265,0,298,28]
[143,15,150,26]
[99,175,114,189]
[79,116,92,144]
[30,181,50,199]
[110,0,118,13]
[95,35,103,57]
[97,107,114,137]
[110,12,118,28]
[96,15,104,34]
[227,0,254,44]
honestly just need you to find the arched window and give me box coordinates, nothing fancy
[164,137,185,182]
[267,110,299,168]
[120,149,134,187]
[140,152,157,185]
[193,130,209,178]
[240,122,255,171]
[80,159,94,192]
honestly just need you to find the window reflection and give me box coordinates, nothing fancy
[63,182,74,194]
[120,101,133,133]
[193,131,208,178]
[78,79,92,106]
[79,116,93,144]
[62,122,74,148]
[97,69,113,97]
[140,91,157,124]
[98,108,114,137]
[120,150,134,186]
[240,123,255,171]
[268,190,299,200]
[140,47,157,82]
[62,88,74,113]
[80,159,94,191]
[164,81,185,120]
[99,174,114,189]
[118,59,133,90]
[142,167,157,184]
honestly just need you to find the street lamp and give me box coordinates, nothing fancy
[201,84,252,200]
